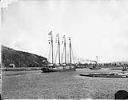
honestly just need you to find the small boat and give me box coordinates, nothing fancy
[41,64,56,73]
[80,72,128,78]
[89,66,101,70]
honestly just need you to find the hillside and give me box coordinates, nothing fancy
[112,61,128,65]
[1,45,48,67]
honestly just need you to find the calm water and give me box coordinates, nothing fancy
[2,68,128,99]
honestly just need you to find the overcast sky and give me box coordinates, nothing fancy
[1,0,128,63]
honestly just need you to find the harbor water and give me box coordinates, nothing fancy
[2,68,128,99]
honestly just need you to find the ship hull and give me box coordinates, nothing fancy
[80,73,128,78]
[41,65,76,73]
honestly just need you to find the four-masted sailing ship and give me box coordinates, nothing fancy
[41,31,76,72]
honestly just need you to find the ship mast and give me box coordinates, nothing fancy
[56,33,61,65]
[58,34,61,64]
[48,31,54,64]
[64,35,66,64]
[51,34,53,64]
[69,37,72,65]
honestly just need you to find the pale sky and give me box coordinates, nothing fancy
[1,0,128,63]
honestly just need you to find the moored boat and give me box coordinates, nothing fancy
[41,64,76,72]
[80,72,128,78]
[41,31,76,73]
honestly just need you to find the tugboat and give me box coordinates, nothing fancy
[87,56,101,70]
[41,31,76,73]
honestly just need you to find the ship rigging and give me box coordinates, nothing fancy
[41,31,76,72]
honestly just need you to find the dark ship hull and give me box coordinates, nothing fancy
[41,65,76,73]
[89,65,101,70]
[89,67,101,70]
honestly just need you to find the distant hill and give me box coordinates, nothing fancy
[111,61,128,65]
[2,45,48,67]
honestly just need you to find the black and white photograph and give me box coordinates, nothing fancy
[1,0,128,99]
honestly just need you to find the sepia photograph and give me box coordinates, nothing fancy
[1,0,128,99]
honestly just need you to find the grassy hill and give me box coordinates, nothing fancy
[2,45,48,68]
